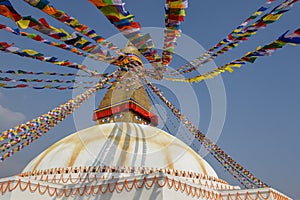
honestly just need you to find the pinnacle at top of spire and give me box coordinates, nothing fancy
[93,43,158,126]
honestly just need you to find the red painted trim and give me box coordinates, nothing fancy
[93,101,158,126]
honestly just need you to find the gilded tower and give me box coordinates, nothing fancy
[93,43,158,126]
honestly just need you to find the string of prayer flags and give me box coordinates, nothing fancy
[211,0,276,52]
[278,28,300,45]
[245,0,298,30]
[217,0,298,50]
[0,71,119,161]
[0,76,97,85]
[162,0,188,66]
[168,0,298,76]
[166,42,283,82]
[0,1,118,64]
[0,6,66,41]
[0,22,83,55]
[89,0,165,79]
[16,16,116,62]
[0,69,94,77]
[0,70,118,141]
[22,0,121,53]
[0,41,13,49]
[0,83,96,90]
[145,79,268,188]
[167,0,277,75]
[0,0,21,21]
[146,80,263,188]
[0,24,116,63]
[166,27,300,83]
[0,42,103,76]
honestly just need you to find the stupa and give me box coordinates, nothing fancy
[0,45,291,200]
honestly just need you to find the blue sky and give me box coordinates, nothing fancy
[0,0,299,198]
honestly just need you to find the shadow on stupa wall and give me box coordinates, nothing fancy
[51,123,156,200]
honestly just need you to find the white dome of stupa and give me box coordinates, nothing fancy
[23,122,218,178]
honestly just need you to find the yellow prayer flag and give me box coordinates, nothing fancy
[224,66,234,73]
[263,13,283,21]
[21,49,39,55]
[288,43,297,46]
[89,33,98,38]
[169,1,185,9]
[235,32,254,37]
[53,61,65,65]
[70,19,79,27]
[17,19,30,29]
[233,28,242,33]
[77,38,90,45]
[179,10,186,16]
[227,43,239,49]
[226,63,241,69]
[188,76,204,83]
[255,46,262,51]
[244,52,251,57]
[44,85,53,89]
[254,11,262,16]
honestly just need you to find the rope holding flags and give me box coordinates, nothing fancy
[0,0,119,64]
[279,28,300,44]
[0,42,105,77]
[162,0,188,66]
[22,0,121,54]
[0,24,117,63]
[0,0,21,21]
[166,28,300,83]
[0,69,95,78]
[145,79,268,189]
[0,70,119,161]
[207,0,276,53]
[167,0,298,76]
[0,76,96,85]
[0,83,98,90]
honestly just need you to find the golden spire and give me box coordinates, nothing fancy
[93,43,158,126]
